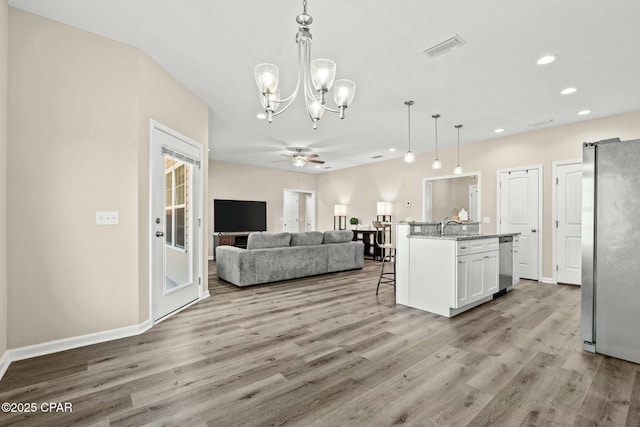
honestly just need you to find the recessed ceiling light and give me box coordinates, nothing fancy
[494,128,504,133]
[256,113,267,120]
[537,55,558,65]
[561,87,577,95]
[578,110,592,116]
[388,148,396,152]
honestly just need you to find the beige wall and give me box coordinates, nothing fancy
[430,175,478,220]
[0,0,8,359]
[316,111,640,279]
[7,10,207,348]
[136,52,208,321]
[208,160,316,257]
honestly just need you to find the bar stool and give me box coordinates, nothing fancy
[372,221,395,295]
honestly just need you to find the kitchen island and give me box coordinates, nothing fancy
[396,222,519,317]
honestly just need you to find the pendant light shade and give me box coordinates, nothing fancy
[453,124,463,175]
[431,113,442,169]
[403,100,415,164]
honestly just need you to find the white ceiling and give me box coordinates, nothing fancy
[9,0,640,173]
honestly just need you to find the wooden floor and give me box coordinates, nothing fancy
[1,260,639,426]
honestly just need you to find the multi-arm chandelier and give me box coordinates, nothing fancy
[254,0,356,129]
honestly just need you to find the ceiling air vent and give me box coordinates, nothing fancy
[424,35,466,58]
[371,155,384,159]
[529,119,554,127]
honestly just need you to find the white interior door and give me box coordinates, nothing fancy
[151,121,202,322]
[556,162,582,285]
[469,184,479,222]
[499,168,540,280]
[305,194,313,231]
[283,191,299,232]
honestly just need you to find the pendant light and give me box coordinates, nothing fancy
[453,124,463,175]
[431,114,442,169]
[403,100,415,163]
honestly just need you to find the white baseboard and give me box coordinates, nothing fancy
[0,350,10,380]
[0,319,152,381]
[201,289,210,299]
[208,255,214,261]
[540,276,555,284]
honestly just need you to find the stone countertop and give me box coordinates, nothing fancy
[408,233,520,241]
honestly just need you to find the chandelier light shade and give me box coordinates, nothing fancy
[454,124,463,175]
[403,100,415,164]
[254,0,356,129]
[431,114,442,170]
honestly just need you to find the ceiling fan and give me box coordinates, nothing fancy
[279,147,325,168]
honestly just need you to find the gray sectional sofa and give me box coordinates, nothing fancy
[215,230,364,287]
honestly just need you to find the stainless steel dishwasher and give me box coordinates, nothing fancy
[494,235,513,298]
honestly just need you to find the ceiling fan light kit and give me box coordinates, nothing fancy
[254,0,356,129]
[282,148,325,168]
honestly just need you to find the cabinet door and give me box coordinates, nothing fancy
[456,257,470,308]
[218,236,235,246]
[482,252,499,294]
[469,255,484,299]
[512,247,520,286]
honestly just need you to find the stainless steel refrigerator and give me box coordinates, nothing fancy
[582,137,640,364]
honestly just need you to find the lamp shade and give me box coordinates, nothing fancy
[334,204,347,216]
[376,201,392,216]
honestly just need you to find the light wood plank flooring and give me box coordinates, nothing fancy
[1,260,639,426]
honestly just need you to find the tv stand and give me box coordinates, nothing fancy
[213,232,250,260]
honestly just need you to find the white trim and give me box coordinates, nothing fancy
[0,351,10,380]
[540,276,555,284]
[496,164,543,281]
[208,255,214,261]
[0,319,152,381]
[422,171,482,230]
[551,159,582,285]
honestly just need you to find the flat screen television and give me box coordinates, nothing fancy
[214,199,267,233]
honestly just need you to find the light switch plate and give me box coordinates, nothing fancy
[96,211,119,225]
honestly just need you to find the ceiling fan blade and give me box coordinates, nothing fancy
[272,159,291,163]
[308,159,325,164]
[305,153,319,158]
[280,154,292,158]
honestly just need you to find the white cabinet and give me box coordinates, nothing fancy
[513,236,520,285]
[453,239,499,309]
[398,235,504,317]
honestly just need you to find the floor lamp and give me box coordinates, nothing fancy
[334,204,346,230]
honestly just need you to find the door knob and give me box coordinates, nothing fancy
[531,229,537,232]
[156,231,164,237]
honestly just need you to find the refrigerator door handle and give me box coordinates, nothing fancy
[581,142,597,347]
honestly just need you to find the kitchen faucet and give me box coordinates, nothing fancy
[440,216,459,235]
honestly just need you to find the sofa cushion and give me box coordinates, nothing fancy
[246,232,291,250]
[323,230,354,244]
[290,231,324,246]
[254,245,328,284]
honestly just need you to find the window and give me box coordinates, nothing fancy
[165,157,189,250]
